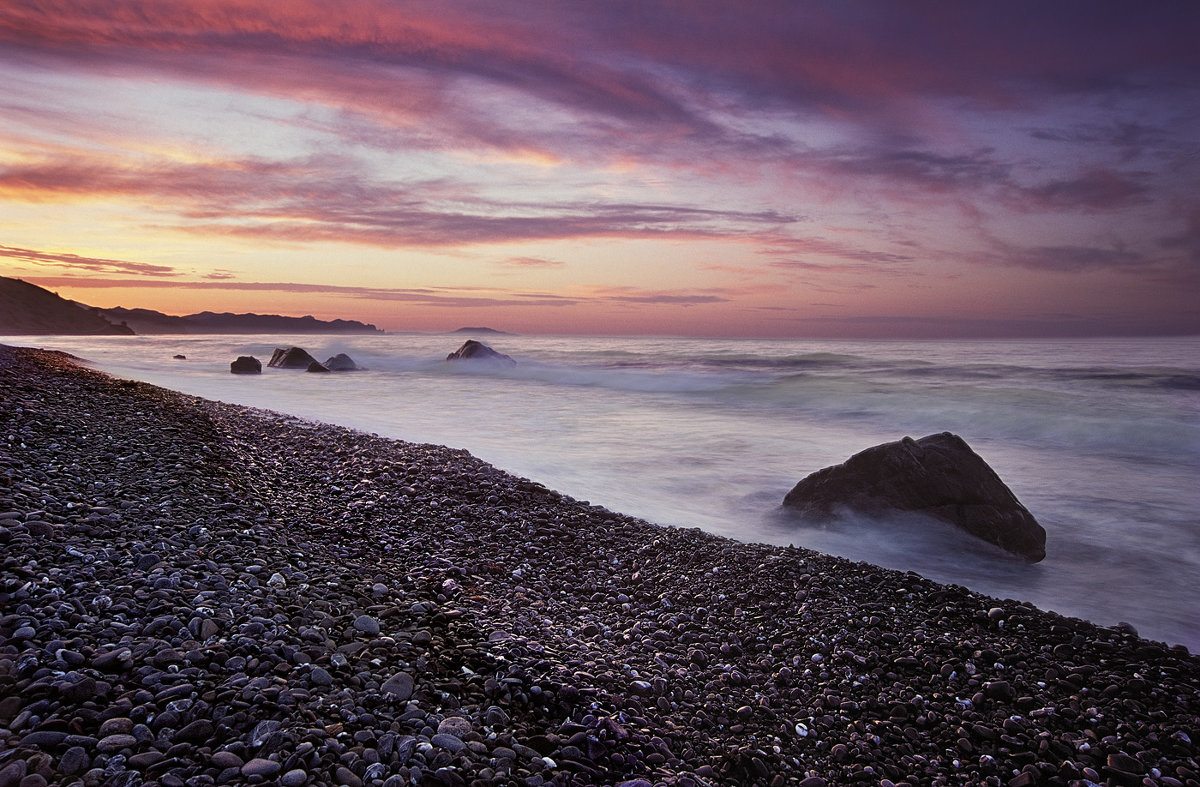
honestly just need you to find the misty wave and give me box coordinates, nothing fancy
[432,355,750,394]
[737,373,1199,461]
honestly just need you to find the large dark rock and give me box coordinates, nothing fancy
[268,347,319,369]
[323,353,362,371]
[783,432,1046,561]
[445,340,516,366]
[230,356,262,374]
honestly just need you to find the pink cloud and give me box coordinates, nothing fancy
[0,152,794,247]
[0,243,179,276]
[498,256,565,268]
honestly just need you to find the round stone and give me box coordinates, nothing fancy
[211,751,244,770]
[59,746,91,775]
[380,672,414,700]
[436,716,472,739]
[97,734,138,753]
[334,765,363,787]
[430,733,466,753]
[353,615,380,636]
[98,718,134,737]
[241,758,281,778]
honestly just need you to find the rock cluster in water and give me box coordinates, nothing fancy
[1,345,1196,787]
[261,348,362,374]
[783,433,1048,562]
[269,347,322,370]
[324,353,363,372]
[446,341,516,366]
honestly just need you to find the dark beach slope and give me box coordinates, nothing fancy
[1,345,1197,787]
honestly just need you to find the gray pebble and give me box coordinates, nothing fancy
[380,672,414,700]
[353,614,380,635]
[59,746,92,775]
[280,769,308,787]
[96,734,138,753]
[436,716,472,739]
[241,758,281,778]
[431,733,467,753]
[334,765,363,787]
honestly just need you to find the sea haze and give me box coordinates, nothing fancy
[11,333,1198,651]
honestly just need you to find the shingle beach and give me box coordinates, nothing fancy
[1,345,1197,787]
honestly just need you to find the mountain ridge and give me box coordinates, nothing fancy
[0,277,134,335]
[0,277,383,334]
[98,306,383,334]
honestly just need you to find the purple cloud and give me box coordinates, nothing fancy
[1021,169,1151,211]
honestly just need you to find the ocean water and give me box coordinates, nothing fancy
[8,332,1198,650]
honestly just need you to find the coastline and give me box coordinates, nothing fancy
[1,344,1197,786]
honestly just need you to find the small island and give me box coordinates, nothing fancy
[450,326,512,336]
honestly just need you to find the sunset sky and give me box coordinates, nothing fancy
[2,1,1198,337]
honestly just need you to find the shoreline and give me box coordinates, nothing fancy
[1,344,1197,786]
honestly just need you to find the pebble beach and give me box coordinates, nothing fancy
[1,344,1197,787]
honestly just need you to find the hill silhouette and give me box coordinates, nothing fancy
[99,307,382,334]
[0,277,133,335]
[0,277,383,335]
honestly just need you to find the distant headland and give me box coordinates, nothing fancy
[449,326,512,335]
[0,276,382,335]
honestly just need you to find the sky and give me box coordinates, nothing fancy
[1,1,1198,338]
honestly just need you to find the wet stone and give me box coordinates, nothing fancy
[431,733,467,753]
[97,734,138,753]
[353,615,380,636]
[59,746,92,775]
[436,717,472,739]
[210,752,243,770]
[380,672,414,700]
[240,758,281,779]
[280,769,308,787]
[19,731,68,748]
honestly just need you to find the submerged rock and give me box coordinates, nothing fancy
[230,356,261,374]
[323,352,363,371]
[268,346,319,369]
[783,432,1046,561]
[446,340,516,365]
[306,361,330,373]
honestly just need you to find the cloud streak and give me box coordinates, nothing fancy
[4,2,1196,168]
[21,274,733,311]
[0,153,796,247]
[0,243,179,276]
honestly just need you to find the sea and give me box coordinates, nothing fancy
[8,332,1198,651]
